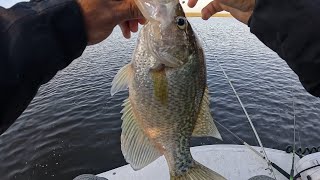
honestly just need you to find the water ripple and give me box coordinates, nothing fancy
[0,18,319,180]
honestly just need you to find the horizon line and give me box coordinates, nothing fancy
[185,12,232,17]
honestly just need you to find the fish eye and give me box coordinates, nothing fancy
[176,16,187,30]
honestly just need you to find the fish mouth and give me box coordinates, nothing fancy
[135,0,179,29]
[138,1,189,68]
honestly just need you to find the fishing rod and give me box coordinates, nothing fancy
[212,55,278,179]
[214,120,291,179]
[192,28,291,179]
[290,97,296,180]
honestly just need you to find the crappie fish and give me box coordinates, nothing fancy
[111,1,226,180]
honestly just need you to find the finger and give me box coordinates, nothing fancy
[129,20,139,33]
[219,0,255,12]
[116,0,144,21]
[217,2,253,24]
[201,1,223,20]
[187,0,198,8]
[128,0,144,19]
[119,21,131,39]
[138,18,147,25]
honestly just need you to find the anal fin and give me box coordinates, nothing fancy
[192,88,222,140]
[121,98,162,170]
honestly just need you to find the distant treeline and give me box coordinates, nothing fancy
[186,12,232,17]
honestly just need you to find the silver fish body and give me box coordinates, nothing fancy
[111,3,225,180]
[131,25,204,174]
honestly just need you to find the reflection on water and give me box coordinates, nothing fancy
[0,18,319,180]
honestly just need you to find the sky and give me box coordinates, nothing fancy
[0,0,212,12]
[0,0,28,8]
[180,0,212,13]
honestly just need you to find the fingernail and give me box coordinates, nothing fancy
[202,14,207,20]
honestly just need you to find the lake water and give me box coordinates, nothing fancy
[0,18,319,180]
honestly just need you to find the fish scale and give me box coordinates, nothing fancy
[111,2,225,179]
[131,47,200,173]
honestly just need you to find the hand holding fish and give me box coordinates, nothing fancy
[77,0,145,45]
[188,0,254,24]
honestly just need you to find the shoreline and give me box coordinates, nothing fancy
[185,12,232,17]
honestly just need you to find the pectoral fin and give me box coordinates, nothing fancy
[110,63,133,96]
[192,88,222,140]
[121,98,162,170]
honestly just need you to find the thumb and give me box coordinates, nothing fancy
[218,2,252,24]
[201,0,252,24]
[117,0,144,21]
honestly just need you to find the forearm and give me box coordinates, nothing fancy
[249,0,320,97]
[0,0,87,134]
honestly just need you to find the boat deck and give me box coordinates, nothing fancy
[98,145,300,180]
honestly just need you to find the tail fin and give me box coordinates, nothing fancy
[171,161,226,180]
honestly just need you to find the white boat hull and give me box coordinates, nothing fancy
[98,145,300,180]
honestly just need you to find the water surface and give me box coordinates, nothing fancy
[0,18,319,180]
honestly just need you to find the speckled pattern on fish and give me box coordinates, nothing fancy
[111,2,225,180]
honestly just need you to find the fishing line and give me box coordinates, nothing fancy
[216,123,240,145]
[214,119,266,160]
[198,26,277,179]
[214,119,294,180]
[298,130,302,155]
[247,62,284,150]
[191,20,260,148]
[212,54,277,179]
[308,166,320,177]
[290,97,296,180]
[191,19,279,179]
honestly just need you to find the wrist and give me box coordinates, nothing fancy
[76,0,118,45]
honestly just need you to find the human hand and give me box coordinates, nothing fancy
[119,18,146,39]
[188,0,255,24]
[77,0,145,45]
